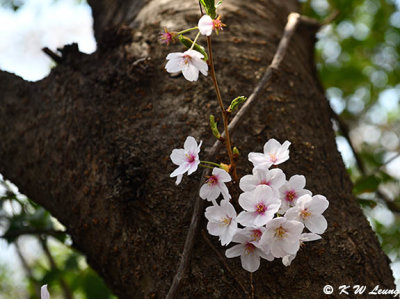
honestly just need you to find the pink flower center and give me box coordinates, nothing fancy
[183,55,191,64]
[259,180,270,186]
[185,153,196,163]
[252,229,263,241]
[256,202,267,215]
[207,175,219,186]
[245,242,256,254]
[285,190,297,203]
[274,226,287,239]
[300,208,311,219]
[212,16,225,32]
[269,153,277,163]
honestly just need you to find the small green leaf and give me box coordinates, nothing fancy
[227,96,247,113]
[209,115,221,139]
[200,0,216,19]
[178,35,208,61]
[357,197,377,208]
[353,175,381,195]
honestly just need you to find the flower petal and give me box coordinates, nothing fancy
[226,244,244,258]
[241,252,260,272]
[182,62,199,81]
[305,215,327,234]
[170,149,185,165]
[41,285,50,299]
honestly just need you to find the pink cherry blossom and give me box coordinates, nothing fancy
[198,15,226,36]
[170,136,202,185]
[261,217,304,258]
[236,185,281,227]
[278,175,312,214]
[205,199,238,245]
[200,167,231,202]
[248,139,291,170]
[225,229,273,272]
[198,15,214,36]
[165,49,208,82]
[285,194,329,234]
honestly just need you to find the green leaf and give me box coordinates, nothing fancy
[353,175,381,195]
[357,197,377,208]
[209,115,221,139]
[178,35,208,61]
[227,96,247,113]
[199,0,216,19]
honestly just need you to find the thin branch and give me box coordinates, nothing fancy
[208,13,309,156]
[250,272,255,299]
[39,236,73,299]
[330,107,400,213]
[15,241,41,298]
[42,47,63,64]
[167,12,318,298]
[201,230,249,296]
[206,36,237,181]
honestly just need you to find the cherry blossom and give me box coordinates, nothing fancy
[225,229,273,272]
[165,49,208,82]
[200,167,231,202]
[198,15,214,36]
[282,233,322,266]
[285,194,329,234]
[248,139,291,170]
[170,136,202,185]
[205,199,238,245]
[236,185,281,227]
[41,285,50,299]
[198,15,226,36]
[261,217,304,258]
[279,175,312,214]
[239,168,286,195]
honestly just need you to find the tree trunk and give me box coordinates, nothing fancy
[0,0,395,297]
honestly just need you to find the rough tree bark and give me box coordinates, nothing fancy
[0,0,395,297]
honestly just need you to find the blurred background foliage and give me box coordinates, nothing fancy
[0,178,116,298]
[302,0,400,287]
[0,0,399,297]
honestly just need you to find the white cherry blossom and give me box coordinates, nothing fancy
[236,185,281,227]
[261,217,304,258]
[248,139,291,170]
[225,229,273,272]
[285,194,329,234]
[239,168,286,195]
[170,136,202,184]
[165,49,208,82]
[279,175,312,214]
[200,167,231,202]
[205,199,238,245]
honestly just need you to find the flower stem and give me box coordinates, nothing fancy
[177,27,199,35]
[199,164,214,169]
[206,36,238,181]
[189,32,201,50]
[200,160,221,168]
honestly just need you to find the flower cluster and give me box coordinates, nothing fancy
[161,11,226,82]
[170,137,329,272]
